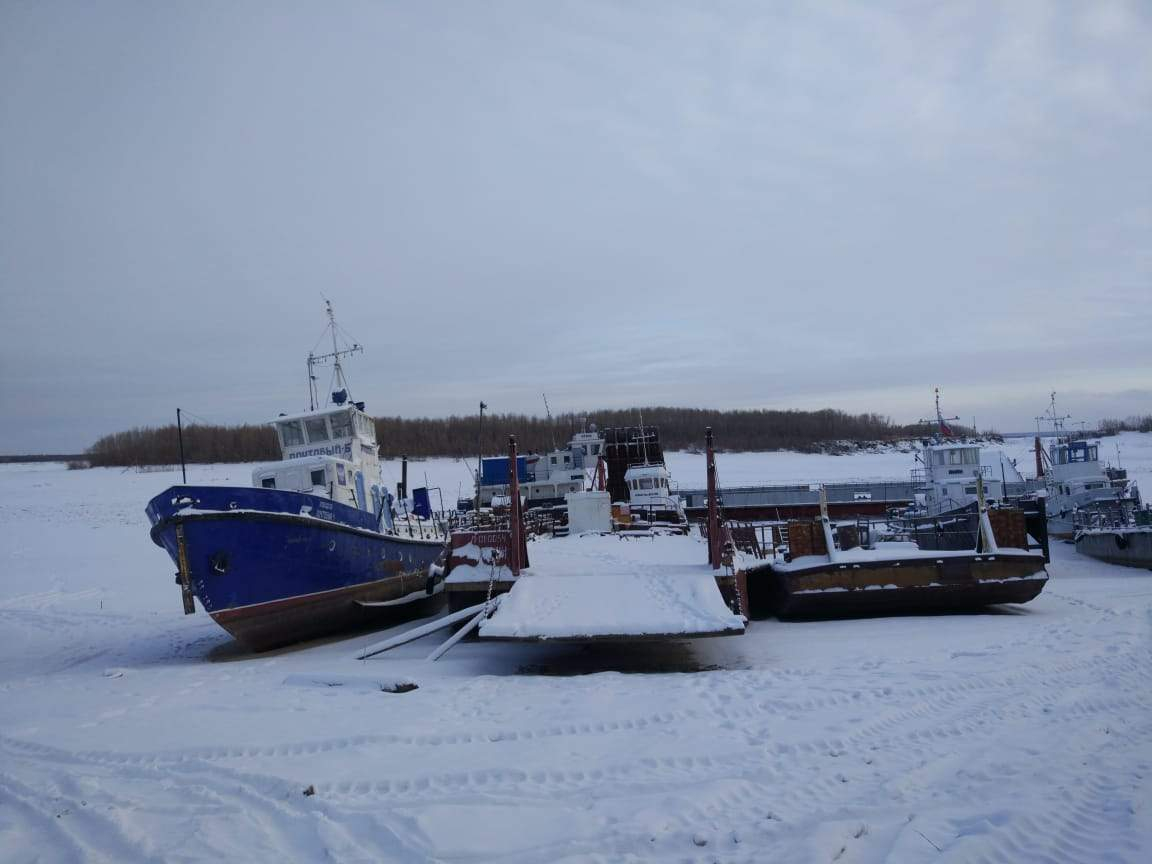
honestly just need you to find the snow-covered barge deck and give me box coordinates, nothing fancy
[440,430,744,643]
[474,531,744,641]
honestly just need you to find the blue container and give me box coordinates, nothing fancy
[480,456,528,486]
[412,487,432,519]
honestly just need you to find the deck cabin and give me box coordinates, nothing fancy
[253,401,389,523]
[914,442,1004,516]
[1041,439,1134,534]
[568,428,605,467]
[621,462,686,525]
[1045,440,1110,498]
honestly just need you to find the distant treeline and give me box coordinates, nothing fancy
[87,424,279,468]
[0,454,85,464]
[1100,415,1152,434]
[85,406,976,468]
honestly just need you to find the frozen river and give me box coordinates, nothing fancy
[1,437,1150,862]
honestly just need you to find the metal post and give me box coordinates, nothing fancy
[400,455,408,500]
[507,434,522,577]
[976,474,998,553]
[819,485,840,563]
[475,401,486,514]
[176,408,187,484]
[706,427,720,568]
[175,523,195,614]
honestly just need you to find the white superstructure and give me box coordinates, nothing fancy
[914,441,1005,516]
[247,301,403,531]
[1032,394,1139,537]
[1042,438,1134,536]
[255,401,389,523]
[478,424,606,508]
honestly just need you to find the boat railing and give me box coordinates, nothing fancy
[722,504,1046,559]
[1072,499,1137,531]
[723,522,776,560]
[391,513,450,541]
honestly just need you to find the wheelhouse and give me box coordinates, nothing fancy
[1049,440,1098,466]
[273,406,377,458]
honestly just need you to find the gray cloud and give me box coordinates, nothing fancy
[1,0,1149,452]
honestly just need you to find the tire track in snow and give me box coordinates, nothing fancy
[0,737,430,863]
[0,708,693,769]
[0,769,166,864]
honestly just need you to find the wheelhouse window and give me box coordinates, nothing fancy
[329,411,353,439]
[1068,444,1098,463]
[943,449,979,466]
[261,477,276,488]
[310,469,325,486]
[305,416,330,443]
[278,420,305,447]
[640,478,654,489]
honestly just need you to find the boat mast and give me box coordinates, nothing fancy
[638,408,650,465]
[1036,392,1071,440]
[919,388,959,443]
[935,388,959,438]
[542,392,556,449]
[306,300,362,410]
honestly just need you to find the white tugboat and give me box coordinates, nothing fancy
[909,390,1019,517]
[615,419,687,528]
[1033,394,1139,538]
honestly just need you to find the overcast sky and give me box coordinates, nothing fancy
[1,0,1149,452]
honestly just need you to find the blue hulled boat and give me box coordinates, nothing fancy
[146,304,447,651]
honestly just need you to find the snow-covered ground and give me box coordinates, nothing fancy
[2,435,1150,862]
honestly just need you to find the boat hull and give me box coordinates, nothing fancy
[748,553,1048,619]
[1075,529,1152,570]
[148,486,446,651]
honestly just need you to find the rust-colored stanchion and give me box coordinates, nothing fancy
[175,523,196,614]
[507,435,524,576]
[706,427,721,569]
